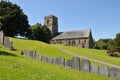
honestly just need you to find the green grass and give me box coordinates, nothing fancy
[57,44,120,66]
[0,37,115,80]
[0,47,113,80]
[9,37,72,59]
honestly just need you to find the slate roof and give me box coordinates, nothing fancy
[52,29,91,40]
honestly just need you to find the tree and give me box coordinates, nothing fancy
[114,33,120,52]
[0,1,30,37]
[94,39,114,50]
[28,23,51,43]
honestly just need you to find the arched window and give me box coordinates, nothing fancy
[47,20,49,25]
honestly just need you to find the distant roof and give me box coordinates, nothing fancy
[52,29,91,40]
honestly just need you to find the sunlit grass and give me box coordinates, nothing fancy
[57,44,120,66]
[0,48,113,80]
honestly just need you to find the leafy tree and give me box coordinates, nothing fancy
[114,33,120,52]
[94,39,114,50]
[28,23,51,43]
[0,1,30,37]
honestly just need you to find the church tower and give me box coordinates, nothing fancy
[44,15,58,37]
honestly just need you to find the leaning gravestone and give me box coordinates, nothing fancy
[99,65,109,77]
[71,57,80,70]
[90,64,99,75]
[109,67,119,78]
[81,59,90,73]
[0,30,4,44]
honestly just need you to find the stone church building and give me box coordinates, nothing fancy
[44,15,94,48]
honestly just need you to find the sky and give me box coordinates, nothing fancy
[9,0,120,41]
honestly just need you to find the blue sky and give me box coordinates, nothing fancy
[9,0,120,40]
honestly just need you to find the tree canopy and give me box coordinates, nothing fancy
[28,23,51,43]
[114,33,120,52]
[94,39,114,50]
[0,1,30,37]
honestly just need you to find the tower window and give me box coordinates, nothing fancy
[47,20,49,25]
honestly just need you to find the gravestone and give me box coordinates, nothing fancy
[41,56,48,63]
[99,65,109,77]
[0,31,4,44]
[36,55,42,61]
[81,59,90,73]
[116,72,120,80]
[66,59,73,69]
[90,64,99,75]
[109,67,119,78]
[32,50,36,59]
[3,36,8,47]
[71,57,80,70]
[57,57,65,66]
[8,41,13,50]
[3,36,13,50]
[48,58,54,64]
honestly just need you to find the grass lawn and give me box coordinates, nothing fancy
[0,47,114,80]
[57,44,120,66]
[9,37,72,59]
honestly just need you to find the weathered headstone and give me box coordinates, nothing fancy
[32,50,36,59]
[81,59,90,73]
[90,64,99,75]
[109,67,119,78]
[41,56,48,63]
[48,58,53,64]
[0,31,4,44]
[71,57,80,70]
[116,72,120,80]
[3,36,8,47]
[56,57,65,66]
[99,65,109,77]
[65,59,73,69]
[36,55,42,61]
[8,41,13,50]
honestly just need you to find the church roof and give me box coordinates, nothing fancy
[52,29,91,40]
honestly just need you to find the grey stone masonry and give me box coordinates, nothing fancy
[90,64,99,75]
[71,57,80,70]
[109,67,119,78]
[81,59,90,73]
[99,65,109,77]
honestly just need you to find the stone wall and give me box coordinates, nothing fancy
[51,38,92,48]
[21,50,120,80]
[0,30,14,50]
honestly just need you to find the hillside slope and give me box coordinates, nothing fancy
[56,44,120,67]
[0,37,114,80]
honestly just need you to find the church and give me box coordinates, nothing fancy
[44,15,94,48]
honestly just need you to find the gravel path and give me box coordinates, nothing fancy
[53,45,120,69]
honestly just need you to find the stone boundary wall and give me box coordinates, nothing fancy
[21,50,120,80]
[0,30,14,50]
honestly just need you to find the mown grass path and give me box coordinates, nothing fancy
[53,45,120,69]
